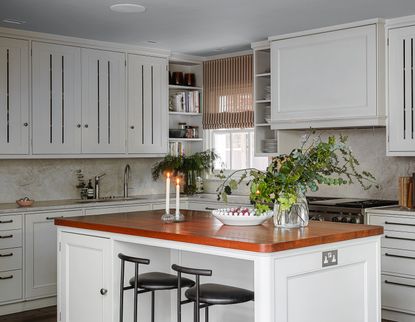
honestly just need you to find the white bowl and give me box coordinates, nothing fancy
[211,208,273,226]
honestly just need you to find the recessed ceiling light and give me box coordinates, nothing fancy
[215,48,225,51]
[110,3,146,13]
[147,40,158,44]
[2,18,26,25]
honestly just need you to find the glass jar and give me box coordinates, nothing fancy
[273,192,309,228]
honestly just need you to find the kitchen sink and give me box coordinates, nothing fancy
[76,196,148,203]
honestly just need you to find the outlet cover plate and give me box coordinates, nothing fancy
[322,250,338,267]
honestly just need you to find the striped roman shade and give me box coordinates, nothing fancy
[203,55,253,129]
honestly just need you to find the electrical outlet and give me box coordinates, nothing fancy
[322,250,338,267]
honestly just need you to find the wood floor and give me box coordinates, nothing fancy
[0,306,396,322]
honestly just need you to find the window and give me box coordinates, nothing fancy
[206,128,269,171]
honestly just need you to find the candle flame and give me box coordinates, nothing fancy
[256,190,260,195]
[176,178,180,185]
[166,172,170,178]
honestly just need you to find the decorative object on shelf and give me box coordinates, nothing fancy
[152,150,217,195]
[216,132,378,228]
[184,73,196,86]
[16,197,34,207]
[263,105,271,123]
[169,129,187,138]
[195,175,204,193]
[174,177,185,222]
[261,138,278,153]
[398,176,413,208]
[211,207,273,226]
[171,71,184,85]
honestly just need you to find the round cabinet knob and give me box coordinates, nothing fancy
[84,124,89,128]
[77,124,81,128]
[130,125,135,129]
[100,288,108,295]
[23,123,29,127]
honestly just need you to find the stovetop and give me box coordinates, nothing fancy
[307,197,398,209]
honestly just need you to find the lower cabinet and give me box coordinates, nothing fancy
[59,232,111,322]
[25,210,83,298]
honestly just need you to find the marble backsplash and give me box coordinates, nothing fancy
[0,128,414,203]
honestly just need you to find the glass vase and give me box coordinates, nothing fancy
[273,193,309,228]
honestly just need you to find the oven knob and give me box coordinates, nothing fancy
[332,216,339,222]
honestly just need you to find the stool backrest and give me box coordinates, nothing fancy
[171,264,212,276]
[118,253,150,265]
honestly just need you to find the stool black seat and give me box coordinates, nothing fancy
[172,264,254,322]
[185,283,254,305]
[129,272,195,290]
[118,253,195,322]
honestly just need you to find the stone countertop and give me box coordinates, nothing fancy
[0,194,251,215]
[365,205,415,216]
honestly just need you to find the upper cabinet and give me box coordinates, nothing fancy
[388,25,415,156]
[81,49,126,154]
[127,54,168,154]
[270,21,386,129]
[32,42,82,154]
[0,37,29,154]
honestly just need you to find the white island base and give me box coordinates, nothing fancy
[57,225,381,322]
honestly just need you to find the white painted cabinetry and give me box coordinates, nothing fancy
[0,37,29,154]
[388,25,415,155]
[270,21,385,129]
[59,232,111,322]
[81,49,126,154]
[32,42,82,154]
[25,210,82,299]
[127,54,168,154]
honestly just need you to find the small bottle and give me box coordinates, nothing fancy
[196,176,204,193]
[87,180,94,199]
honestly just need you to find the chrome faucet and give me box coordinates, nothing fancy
[123,164,131,198]
[94,173,106,199]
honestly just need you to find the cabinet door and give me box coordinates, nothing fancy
[271,25,378,128]
[25,210,82,298]
[127,54,168,154]
[389,26,415,154]
[0,37,29,154]
[32,42,82,154]
[59,232,111,322]
[82,49,126,154]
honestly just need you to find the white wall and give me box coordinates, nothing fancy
[0,158,164,203]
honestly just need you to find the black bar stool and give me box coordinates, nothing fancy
[118,253,195,322]
[172,264,254,322]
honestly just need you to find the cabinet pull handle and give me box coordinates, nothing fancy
[23,122,29,127]
[0,220,13,224]
[385,235,415,242]
[84,124,89,128]
[100,288,108,295]
[385,280,415,288]
[205,207,216,211]
[0,253,13,257]
[385,253,415,260]
[0,275,13,280]
[46,216,64,220]
[385,221,415,227]
[130,125,135,129]
[0,235,13,239]
[77,124,81,128]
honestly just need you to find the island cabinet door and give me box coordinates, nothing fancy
[274,240,380,322]
[59,232,112,322]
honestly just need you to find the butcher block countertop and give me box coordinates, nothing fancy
[55,210,384,253]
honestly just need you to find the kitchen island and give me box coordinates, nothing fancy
[55,210,383,322]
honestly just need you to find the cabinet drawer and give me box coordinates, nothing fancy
[0,269,22,303]
[370,214,415,234]
[118,204,152,213]
[382,274,415,315]
[0,215,22,231]
[382,247,415,277]
[0,230,22,249]
[0,248,22,272]
[382,231,415,251]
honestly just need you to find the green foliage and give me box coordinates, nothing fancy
[216,132,378,214]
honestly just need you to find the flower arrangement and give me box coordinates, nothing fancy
[217,132,378,214]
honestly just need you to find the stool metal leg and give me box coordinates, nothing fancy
[195,275,200,322]
[205,307,209,322]
[177,272,182,322]
[119,260,125,322]
[151,291,155,322]
[133,263,139,322]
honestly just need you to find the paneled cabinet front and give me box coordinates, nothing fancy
[388,26,415,155]
[0,37,29,154]
[82,49,126,154]
[127,54,168,154]
[32,42,82,154]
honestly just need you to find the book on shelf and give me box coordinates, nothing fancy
[169,141,185,156]
[169,91,200,113]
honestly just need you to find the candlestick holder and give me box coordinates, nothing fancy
[161,213,175,223]
[174,212,185,222]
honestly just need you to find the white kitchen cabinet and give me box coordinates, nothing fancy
[270,22,385,129]
[127,54,168,154]
[388,25,415,155]
[25,210,82,299]
[81,49,126,154]
[32,42,82,154]
[59,232,111,322]
[0,37,29,154]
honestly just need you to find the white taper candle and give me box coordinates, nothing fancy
[165,172,170,214]
[176,177,180,215]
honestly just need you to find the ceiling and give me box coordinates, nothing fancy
[1,0,415,56]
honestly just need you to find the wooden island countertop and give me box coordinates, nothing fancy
[55,210,383,253]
